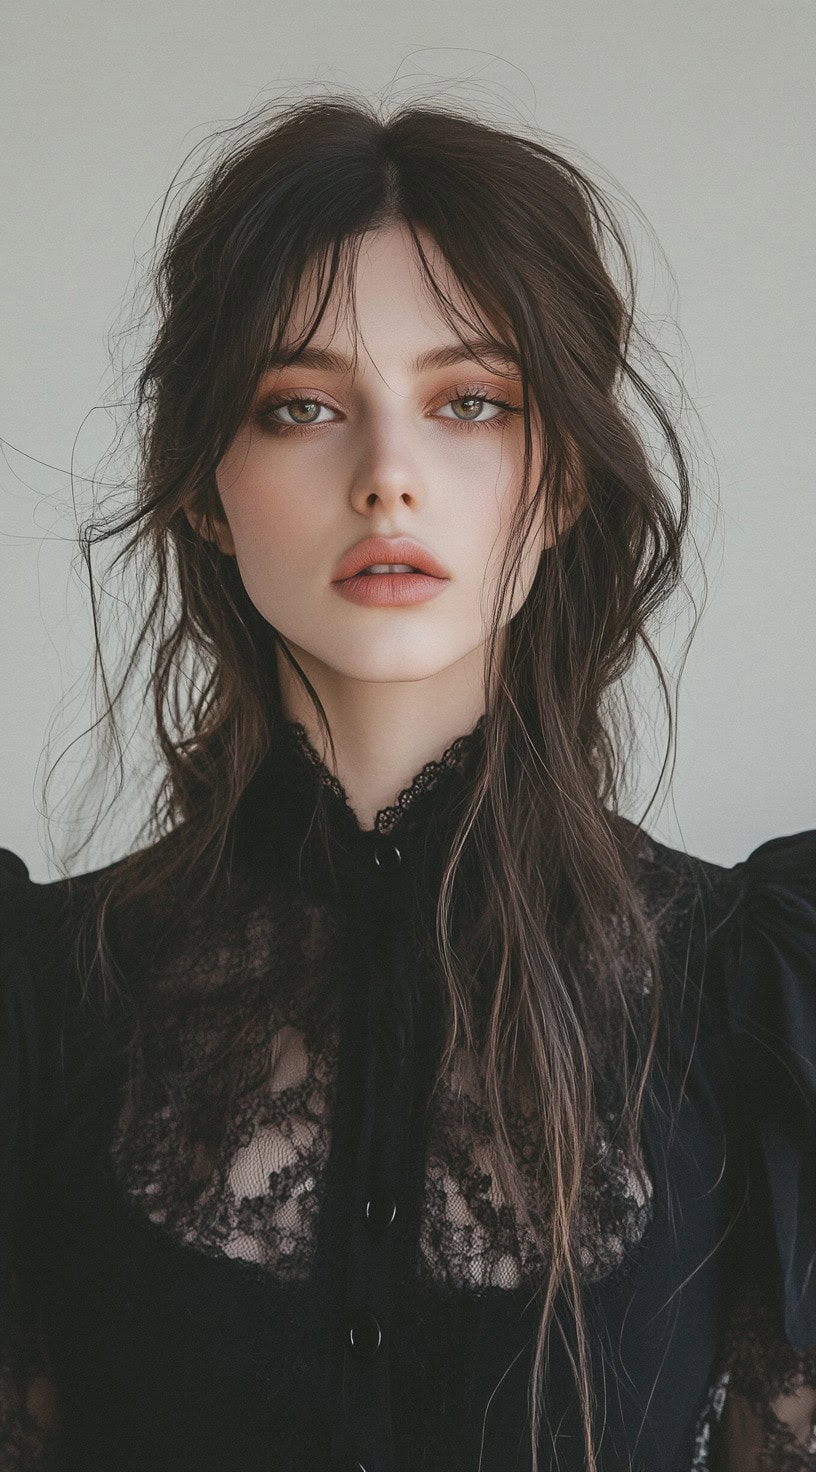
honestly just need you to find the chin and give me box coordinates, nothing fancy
[320,647,464,683]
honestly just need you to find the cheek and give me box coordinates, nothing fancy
[467,454,528,558]
[216,439,311,565]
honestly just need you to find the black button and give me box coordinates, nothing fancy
[365,1193,397,1233]
[345,1309,382,1358]
[373,838,402,874]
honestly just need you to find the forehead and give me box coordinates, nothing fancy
[272,222,518,374]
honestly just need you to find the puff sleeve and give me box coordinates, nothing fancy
[707,830,816,1467]
[0,848,67,1463]
[0,848,38,1349]
[712,830,816,1349]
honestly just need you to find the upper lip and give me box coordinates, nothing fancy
[332,536,450,581]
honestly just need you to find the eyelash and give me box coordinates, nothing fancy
[253,384,521,437]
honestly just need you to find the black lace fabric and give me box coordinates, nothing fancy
[418,1042,654,1294]
[105,896,654,1296]
[689,1286,816,1470]
[718,1283,816,1469]
[110,894,346,1281]
[1,726,814,1468]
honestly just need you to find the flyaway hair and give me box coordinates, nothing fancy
[57,92,706,1471]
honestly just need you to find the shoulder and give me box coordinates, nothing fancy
[615,821,816,1349]
[609,815,737,979]
[0,847,128,1042]
[611,815,816,959]
[0,841,159,1133]
[0,823,228,1008]
[0,845,130,952]
[0,839,177,1030]
[0,846,39,924]
[0,828,190,933]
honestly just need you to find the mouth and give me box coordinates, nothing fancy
[332,537,451,582]
[332,564,449,607]
[356,563,424,576]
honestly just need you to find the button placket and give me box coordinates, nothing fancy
[332,828,410,1472]
[372,836,402,876]
[365,1193,398,1234]
[345,1308,383,1358]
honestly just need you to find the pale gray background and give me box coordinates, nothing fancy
[2,1,814,881]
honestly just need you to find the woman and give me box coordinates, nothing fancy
[1,95,814,1472]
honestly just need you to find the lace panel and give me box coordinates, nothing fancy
[690,1368,731,1468]
[107,873,657,1299]
[718,1281,816,1469]
[688,1281,816,1471]
[418,1043,654,1292]
[108,894,343,1283]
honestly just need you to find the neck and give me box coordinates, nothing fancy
[275,644,486,831]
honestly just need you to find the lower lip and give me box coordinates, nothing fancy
[333,571,449,606]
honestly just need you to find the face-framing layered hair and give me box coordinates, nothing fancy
[67,93,704,1472]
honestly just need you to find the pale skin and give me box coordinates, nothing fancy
[203,220,580,829]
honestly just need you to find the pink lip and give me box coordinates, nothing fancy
[332,534,450,582]
[333,570,449,607]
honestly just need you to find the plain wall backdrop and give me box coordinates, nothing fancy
[1,1,814,882]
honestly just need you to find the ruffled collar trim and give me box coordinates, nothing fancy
[234,711,487,902]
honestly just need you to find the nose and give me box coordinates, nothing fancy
[347,417,426,515]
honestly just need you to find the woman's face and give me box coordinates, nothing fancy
[212,222,561,695]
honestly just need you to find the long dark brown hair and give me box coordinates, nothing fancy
[54,91,709,1471]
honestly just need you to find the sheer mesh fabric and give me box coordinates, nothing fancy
[110,895,345,1281]
[691,1366,816,1469]
[718,1283,816,1469]
[688,1280,816,1469]
[104,722,657,1298]
[105,899,655,1294]
[418,1042,654,1293]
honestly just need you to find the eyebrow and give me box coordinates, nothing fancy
[261,339,521,377]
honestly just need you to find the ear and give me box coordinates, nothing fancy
[183,502,237,557]
[559,443,588,537]
[538,439,588,548]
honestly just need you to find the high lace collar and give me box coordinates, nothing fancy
[234,712,487,904]
[281,714,486,836]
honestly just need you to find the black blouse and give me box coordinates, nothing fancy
[1,714,815,1471]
